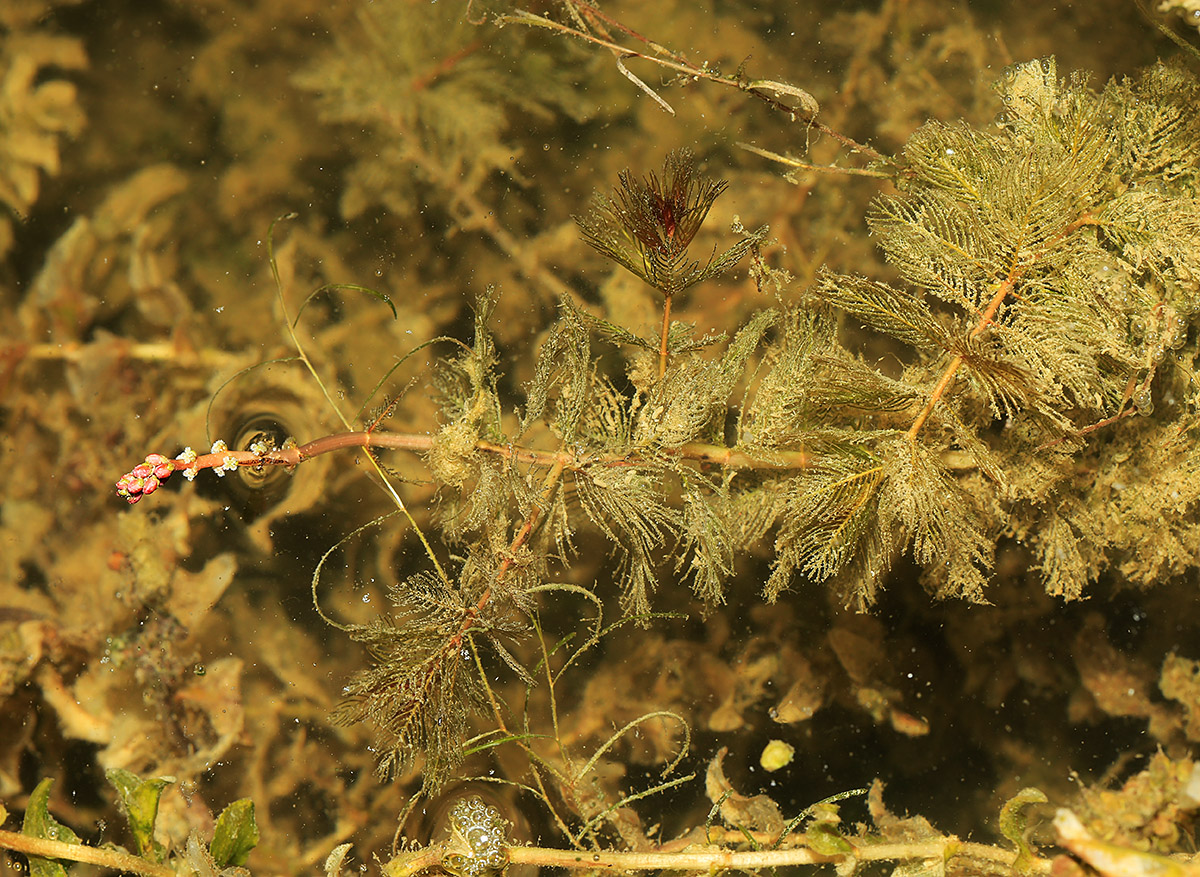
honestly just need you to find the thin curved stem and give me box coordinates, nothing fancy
[267,216,450,584]
[501,8,885,163]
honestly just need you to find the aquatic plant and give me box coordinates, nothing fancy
[110,52,1200,805]
[3,1,1198,874]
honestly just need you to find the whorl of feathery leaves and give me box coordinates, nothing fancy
[576,148,762,296]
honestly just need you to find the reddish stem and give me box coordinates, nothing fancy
[906,213,1099,442]
[658,294,673,379]
[159,432,810,480]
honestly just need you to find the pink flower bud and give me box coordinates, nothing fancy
[116,473,145,503]
[116,453,176,504]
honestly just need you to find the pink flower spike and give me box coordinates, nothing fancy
[116,453,177,503]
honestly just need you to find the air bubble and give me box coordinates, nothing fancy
[1132,386,1154,414]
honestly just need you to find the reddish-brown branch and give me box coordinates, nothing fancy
[906,213,1100,443]
[443,457,568,652]
[907,262,1024,440]
[118,432,811,500]
[117,425,811,510]
[658,294,673,379]
[567,0,689,65]
[409,39,485,93]
[501,10,883,162]
[415,457,569,757]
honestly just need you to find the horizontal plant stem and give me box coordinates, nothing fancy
[0,828,174,877]
[0,824,1043,877]
[383,836,1044,877]
[179,433,811,477]
[22,340,242,368]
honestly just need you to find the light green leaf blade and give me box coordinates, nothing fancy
[209,798,259,868]
[21,778,80,877]
[105,768,173,863]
